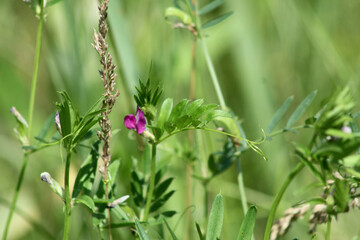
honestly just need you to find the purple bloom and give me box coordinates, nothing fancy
[124,107,147,134]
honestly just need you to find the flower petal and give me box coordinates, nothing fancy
[135,107,146,134]
[124,114,137,130]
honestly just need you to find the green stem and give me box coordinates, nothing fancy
[263,162,304,240]
[203,182,209,223]
[63,151,72,240]
[325,218,331,240]
[143,144,157,221]
[28,6,45,139]
[199,39,226,110]
[237,159,248,215]
[2,4,44,239]
[2,154,29,240]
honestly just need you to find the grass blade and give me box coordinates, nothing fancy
[199,0,225,15]
[201,11,233,29]
[196,222,205,240]
[266,96,293,135]
[237,206,257,240]
[286,90,317,129]
[135,218,149,240]
[163,218,178,240]
[206,193,224,240]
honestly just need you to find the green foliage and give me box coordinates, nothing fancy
[157,98,226,139]
[23,0,62,16]
[206,193,224,240]
[72,141,99,198]
[201,11,234,29]
[166,0,233,34]
[314,87,355,134]
[40,172,65,200]
[134,76,163,121]
[266,96,294,135]
[135,218,150,240]
[286,90,317,129]
[10,107,29,146]
[208,137,239,176]
[56,91,104,150]
[196,222,205,240]
[130,169,175,218]
[199,0,225,15]
[237,206,257,240]
[74,195,95,212]
[163,217,179,240]
[165,7,194,25]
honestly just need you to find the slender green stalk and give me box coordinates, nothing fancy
[325,218,331,240]
[203,183,209,220]
[263,162,304,240]
[2,4,44,239]
[237,159,256,240]
[63,151,72,240]
[237,159,249,214]
[2,154,29,240]
[199,40,226,110]
[28,9,44,137]
[143,144,157,221]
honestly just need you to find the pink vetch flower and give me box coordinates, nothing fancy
[124,107,147,134]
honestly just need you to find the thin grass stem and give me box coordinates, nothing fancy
[199,40,226,110]
[2,4,44,239]
[326,218,331,240]
[143,144,157,221]
[2,154,29,240]
[263,162,305,240]
[63,151,72,240]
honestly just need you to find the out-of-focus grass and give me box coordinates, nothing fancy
[0,0,360,239]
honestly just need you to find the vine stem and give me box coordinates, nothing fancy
[237,159,249,215]
[199,39,226,110]
[263,162,304,240]
[2,3,44,239]
[2,154,29,240]
[325,218,331,240]
[63,150,72,240]
[143,144,157,221]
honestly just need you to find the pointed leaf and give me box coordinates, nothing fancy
[155,178,174,198]
[199,0,225,15]
[334,179,349,212]
[169,99,189,122]
[72,142,99,198]
[46,0,62,7]
[192,104,218,119]
[75,195,95,212]
[36,112,56,142]
[185,99,204,116]
[206,194,224,240]
[237,206,257,240]
[135,218,150,240]
[266,96,293,135]
[286,91,317,129]
[163,218,178,240]
[108,159,121,188]
[201,11,233,29]
[157,98,173,131]
[196,222,205,240]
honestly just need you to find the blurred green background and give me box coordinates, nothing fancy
[1,0,360,239]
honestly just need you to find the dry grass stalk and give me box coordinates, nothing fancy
[92,0,119,238]
[92,0,119,179]
[270,204,310,240]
